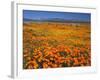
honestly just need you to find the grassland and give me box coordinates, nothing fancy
[23,22,91,69]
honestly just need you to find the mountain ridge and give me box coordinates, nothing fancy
[23,18,90,23]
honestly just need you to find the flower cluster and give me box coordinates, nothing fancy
[23,45,91,69]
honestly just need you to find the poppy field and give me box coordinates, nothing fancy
[23,22,91,69]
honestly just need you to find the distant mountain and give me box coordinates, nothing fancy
[23,18,90,23]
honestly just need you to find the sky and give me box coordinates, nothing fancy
[23,10,91,22]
